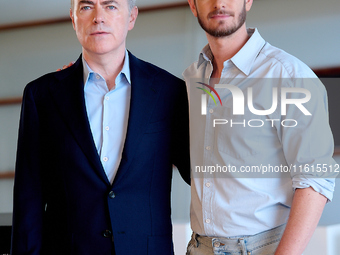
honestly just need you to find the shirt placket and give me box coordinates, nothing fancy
[202,79,217,235]
[101,86,111,177]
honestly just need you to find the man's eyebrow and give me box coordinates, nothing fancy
[79,0,95,5]
[102,0,118,5]
[78,0,118,5]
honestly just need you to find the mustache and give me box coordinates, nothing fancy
[208,9,234,18]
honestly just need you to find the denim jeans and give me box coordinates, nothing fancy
[186,224,286,255]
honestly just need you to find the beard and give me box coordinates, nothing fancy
[197,3,247,38]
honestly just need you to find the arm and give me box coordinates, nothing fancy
[172,79,191,185]
[275,187,327,255]
[274,78,337,254]
[11,84,44,254]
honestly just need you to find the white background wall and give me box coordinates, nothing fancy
[0,0,340,248]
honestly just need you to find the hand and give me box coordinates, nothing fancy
[56,61,75,71]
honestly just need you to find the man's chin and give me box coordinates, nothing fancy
[84,47,114,56]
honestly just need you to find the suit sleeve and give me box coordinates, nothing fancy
[172,79,191,185]
[11,84,45,254]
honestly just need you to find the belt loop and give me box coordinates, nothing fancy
[238,238,248,255]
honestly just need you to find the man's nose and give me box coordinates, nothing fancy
[214,0,226,9]
[93,8,105,24]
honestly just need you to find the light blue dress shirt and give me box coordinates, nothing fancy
[183,28,338,237]
[83,50,131,184]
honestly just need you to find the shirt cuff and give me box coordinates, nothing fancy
[292,176,336,202]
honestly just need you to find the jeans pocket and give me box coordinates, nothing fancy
[250,239,280,255]
[186,238,195,255]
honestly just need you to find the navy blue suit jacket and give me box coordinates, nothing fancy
[11,52,190,255]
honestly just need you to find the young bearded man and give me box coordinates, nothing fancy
[184,0,338,254]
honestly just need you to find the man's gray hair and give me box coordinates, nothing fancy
[128,0,137,12]
[71,0,137,12]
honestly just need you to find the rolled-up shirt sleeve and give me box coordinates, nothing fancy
[292,177,336,201]
[279,77,338,201]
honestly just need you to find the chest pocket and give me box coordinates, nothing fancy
[214,106,263,159]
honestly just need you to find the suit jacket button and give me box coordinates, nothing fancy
[102,230,112,238]
[109,191,116,199]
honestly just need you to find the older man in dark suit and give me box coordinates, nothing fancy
[11,0,190,254]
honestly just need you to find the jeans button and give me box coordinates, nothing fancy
[214,242,220,247]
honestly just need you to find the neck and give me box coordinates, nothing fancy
[207,24,249,79]
[83,47,126,90]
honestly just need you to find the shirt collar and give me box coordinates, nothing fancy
[197,28,266,76]
[82,50,131,85]
[197,44,214,68]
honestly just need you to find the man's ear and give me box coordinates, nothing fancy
[70,8,76,30]
[245,0,253,12]
[128,6,138,31]
[187,0,198,17]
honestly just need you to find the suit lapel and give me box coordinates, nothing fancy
[48,56,109,185]
[113,52,160,184]
[47,53,160,186]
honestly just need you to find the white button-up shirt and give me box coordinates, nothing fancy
[183,28,338,237]
[83,50,131,184]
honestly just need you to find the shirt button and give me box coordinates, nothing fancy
[209,109,214,114]
[103,157,108,162]
[96,75,101,80]
[105,96,110,101]
[109,191,116,199]
[206,146,211,151]
[105,126,110,131]
[206,182,211,188]
[214,242,220,247]
[205,219,210,224]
